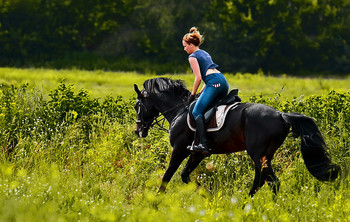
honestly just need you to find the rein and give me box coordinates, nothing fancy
[151,102,188,132]
[137,98,188,132]
[149,114,168,132]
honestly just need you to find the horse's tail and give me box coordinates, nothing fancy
[282,113,340,181]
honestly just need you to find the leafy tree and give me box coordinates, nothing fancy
[0,0,133,62]
[0,0,349,74]
[204,0,350,73]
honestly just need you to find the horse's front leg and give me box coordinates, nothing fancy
[181,153,206,184]
[159,146,190,193]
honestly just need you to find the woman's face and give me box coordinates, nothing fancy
[183,40,195,54]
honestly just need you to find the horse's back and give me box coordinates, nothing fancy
[226,102,282,127]
[244,103,283,121]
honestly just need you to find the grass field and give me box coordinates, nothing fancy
[1,67,350,99]
[0,68,349,221]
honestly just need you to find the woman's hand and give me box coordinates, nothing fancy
[188,94,196,104]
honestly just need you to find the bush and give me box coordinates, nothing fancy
[0,82,134,155]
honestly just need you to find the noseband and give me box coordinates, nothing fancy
[136,98,168,132]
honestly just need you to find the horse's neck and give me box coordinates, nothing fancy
[157,98,185,123]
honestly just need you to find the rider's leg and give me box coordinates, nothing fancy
[191,115,210,154]
[190,74,229,154]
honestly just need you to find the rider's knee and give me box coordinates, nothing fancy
[192,111,202,120]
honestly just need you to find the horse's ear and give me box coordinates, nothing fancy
[134,84,142,98]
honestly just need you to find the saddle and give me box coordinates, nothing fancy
[187,89,241,132]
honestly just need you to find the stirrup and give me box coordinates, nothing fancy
[187,143,210,155]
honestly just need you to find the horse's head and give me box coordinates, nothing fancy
[134,78,190,137]
[134,84,160,138]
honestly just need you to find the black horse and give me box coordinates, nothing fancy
[134,77,339,196]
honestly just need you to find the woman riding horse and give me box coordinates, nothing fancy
[183,27,229,155]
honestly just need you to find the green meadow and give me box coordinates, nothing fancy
[1,67,350,99]
[0,68,349,221]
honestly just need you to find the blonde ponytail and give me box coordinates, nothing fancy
[183,27,204,46]
[189,27,197,33]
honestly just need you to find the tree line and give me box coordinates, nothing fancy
[1,0,349,74]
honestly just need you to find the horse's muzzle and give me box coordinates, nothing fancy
[135,125,149,138]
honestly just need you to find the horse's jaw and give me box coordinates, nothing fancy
[134,127,149,138]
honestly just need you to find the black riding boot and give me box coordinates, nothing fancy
[191,116,210,155]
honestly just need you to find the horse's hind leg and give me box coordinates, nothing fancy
[261,158,280,194]
[244,103,289,196]
[249,158,265,196]
[249,156,279,196]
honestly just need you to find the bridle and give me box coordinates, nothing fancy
[135,95,188,132]
[135,98,168,132]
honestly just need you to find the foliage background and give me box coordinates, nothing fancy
[1,0,350,74]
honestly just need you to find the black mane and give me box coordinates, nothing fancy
[143,77,190,99]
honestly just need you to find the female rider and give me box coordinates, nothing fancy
[183,27,229,155]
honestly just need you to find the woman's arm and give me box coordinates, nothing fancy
[189,57,202,95]
[199,84,206,93]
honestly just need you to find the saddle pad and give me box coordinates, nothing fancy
[187,102,239,132]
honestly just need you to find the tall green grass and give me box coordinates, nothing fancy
[0,68,349,221]
[1,67,350,98]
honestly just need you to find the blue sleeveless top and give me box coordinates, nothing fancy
[189,49,219,83]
